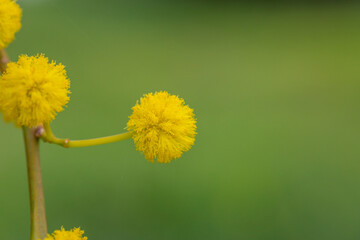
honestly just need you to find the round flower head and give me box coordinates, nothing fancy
[0,0,22,49]
[0,54,70,127]
[44,227,87,240]
[127,91,197,163]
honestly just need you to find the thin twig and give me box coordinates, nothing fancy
[0,48,10,73]
[40,122,133,148]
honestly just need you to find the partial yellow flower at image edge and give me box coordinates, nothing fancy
[0,54,70,127]
[0,0,22,49]
[43,227,87,240]
[127,91,197,163]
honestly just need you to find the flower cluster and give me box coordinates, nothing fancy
[0,0,22,49]
[0,54,70,127]
[127,91,197,163]
[44,227,87,240]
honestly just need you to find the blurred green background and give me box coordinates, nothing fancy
[1,0,360,239]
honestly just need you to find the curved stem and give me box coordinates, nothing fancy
[41,122,133,148]
[23,127,48,240]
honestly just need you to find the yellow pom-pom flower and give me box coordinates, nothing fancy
[44,227,87,240]
[0,54,70,127]
[0,0,22,49]
[127,91,197,163]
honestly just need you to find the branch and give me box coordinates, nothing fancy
[38,123,133,148]
[0,49,10,73]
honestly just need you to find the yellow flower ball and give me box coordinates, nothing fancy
[127,91,197,163]
[0,0,22,49]
[0,54,70,127]
[44,227,87,240]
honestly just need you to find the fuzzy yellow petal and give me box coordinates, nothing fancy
[127,91,197,163]
[44,227,87,240]
[0,0,22,49]
[0,54,70,127]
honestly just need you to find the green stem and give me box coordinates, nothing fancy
[23,127,48,240]
[41,122,133,148]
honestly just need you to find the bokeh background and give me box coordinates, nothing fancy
[1,0,360,239]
